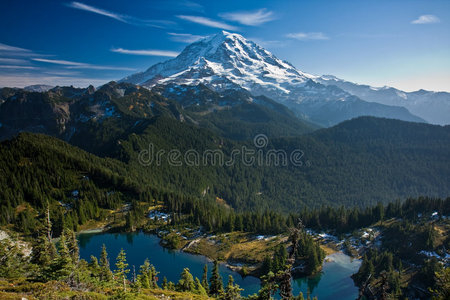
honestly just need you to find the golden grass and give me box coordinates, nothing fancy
[320,244,338,256]
[185,232,285,264]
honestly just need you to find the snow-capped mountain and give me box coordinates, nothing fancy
[122,31,425,126]
[123,31,315,98]
[316,75,450,125]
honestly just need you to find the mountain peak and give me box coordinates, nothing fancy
[121,31,314,97]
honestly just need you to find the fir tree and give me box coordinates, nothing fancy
[195,277,208,296]
[31,232,57,280]
[258,271,278,300]
[66,229,79,264]
[115,248,130,291]
[162,276,168,290]
[138,259,151,288]
[99,244,113,282]
[151,265,159,288]
[209,260,223,296]
[225,275,243,300]
[201,263,209,293]
[53,232,73,280]
[177,268,195,292]
[88,255,101,280]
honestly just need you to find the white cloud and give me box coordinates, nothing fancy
[0,65,38,70]
[68,1,126,22]
[177,15,238,31]
[33,58,85,66]
[179,1,204,12]
[248,38,286,48]
[111,48,179,57]
[0,58,29,64]
[286,32,329,40]
[0,43,31,52]
[168,32,205,43]
[220,8,275,26]
[67,2,174,28]
[411,14,440,24]
[32,58,136,71]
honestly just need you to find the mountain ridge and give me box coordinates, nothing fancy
[316,75,450,125]
[121,31,427,127]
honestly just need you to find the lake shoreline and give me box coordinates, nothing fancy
[75,221,349,280]
[78,231,361,299]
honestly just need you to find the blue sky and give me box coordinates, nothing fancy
[0,0,449,91]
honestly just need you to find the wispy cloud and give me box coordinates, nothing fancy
[0,58,29,64]
[411,14,440,24]
[0,43,31,53]
[248,38,286,48]
[32,58,136,71]
[177,15,238,31]
[338,33,400,39]
[179,1,204,12]
[0,65,38,70]
[286,32,329,41]
[68,1,125,22]
[168,32,205,43]
[111,48,179,57]
[33,58,85,66]
[67,1,174,28]
[220,8,275,26]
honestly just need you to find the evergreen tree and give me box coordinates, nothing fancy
[31,232,57,281]
[209,260,223,296]
[201,263,209,293]
[162,276,168,290]
[138,259,152,288]
[262,255,273,275]
[53,232,73,280]
[167,281,176,290]
[114,248,130,291]
[99,244,113,283]
[258,271,278,300]
[273,244,287,273]
[195,277,208,296]
[177,268,195,292]
[0,239,27,279]
[430,267,450,299]
[88,255,101,280]
[151,265,159,288]
[66,229,79,264]
[225,275,243,300]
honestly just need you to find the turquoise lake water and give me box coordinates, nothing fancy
[78,232,360,299]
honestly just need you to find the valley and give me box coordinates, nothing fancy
[0,21,449,300]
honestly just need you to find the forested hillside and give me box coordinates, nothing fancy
[1,115,449,224]
[117,116,450,210]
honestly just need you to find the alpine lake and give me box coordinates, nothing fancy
[78,231,361,299]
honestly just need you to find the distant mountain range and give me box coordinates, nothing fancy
[121,31,449,126]
[0,31,449,211]
[316,75,450,125]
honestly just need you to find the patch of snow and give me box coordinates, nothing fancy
[396,90,407,100]
[148,210,171,221]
